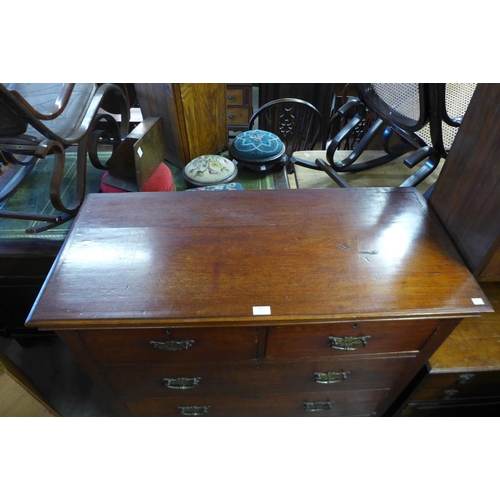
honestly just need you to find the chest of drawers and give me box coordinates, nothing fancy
[26,189,492,416]
[226,84,253,136]
[398,282,500,416]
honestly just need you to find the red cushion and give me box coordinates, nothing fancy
[101,163,176,193]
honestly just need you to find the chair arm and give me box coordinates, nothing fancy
[66,83,130,143]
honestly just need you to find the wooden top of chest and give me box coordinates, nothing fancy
[26,188,492,329]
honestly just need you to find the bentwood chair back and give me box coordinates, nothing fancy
[0,83,129,232]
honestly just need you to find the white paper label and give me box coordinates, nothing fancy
[471,298,485,305]
[253,306,271,315]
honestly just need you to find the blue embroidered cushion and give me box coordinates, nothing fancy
[230,130,285,162]
[183,155,237,186]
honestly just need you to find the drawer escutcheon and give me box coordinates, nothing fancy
[314,371,350,384]
[164,377,201,390]
[329,335,371,351]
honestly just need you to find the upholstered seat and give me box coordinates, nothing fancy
[183,154,238,187]
[229,129,285,172]
[101,162,176,193]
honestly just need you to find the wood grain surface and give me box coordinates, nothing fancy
[26,188,492,330]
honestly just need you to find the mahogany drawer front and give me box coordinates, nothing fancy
[266,319,441,359]
[227,108,250,126]
[105,362,259,398]
[124,389,389,417]
[103,356,413,398]
[79,327,260,364]
[411,370,500,402]
[226,88,245,105]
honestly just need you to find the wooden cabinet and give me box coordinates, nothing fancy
[399,372,500,416]
[134,84,228,168]
[226,84,253,135]
[396,84,500,416]
[26,189,492,417]
[398,282,500,416]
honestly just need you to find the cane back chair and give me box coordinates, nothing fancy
[296,83,476,189]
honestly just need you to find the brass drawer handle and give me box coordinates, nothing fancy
[149,340,195,351]
[329,335,371,350]
[457,373,475,384]
[179,405,210,416]
[314,371,350,384]
[164,377,201,390]
[443,389,459,399]
[303,401,332,412]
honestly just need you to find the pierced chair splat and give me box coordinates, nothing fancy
[248,98,322,175]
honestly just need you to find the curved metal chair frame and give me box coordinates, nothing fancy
[315,103,442,189]
[322,84,432,174]
[248,98,322,177]
[293,83,475,189]
[0,83,129,232]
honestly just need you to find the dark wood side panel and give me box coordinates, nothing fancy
[429,83,500,277]
[56,330,129,416]
[479,243,500,282]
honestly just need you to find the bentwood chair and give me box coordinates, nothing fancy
[248,98,322,179]
[356,83,477,158]
[0,83,129,232]
[293,83,476,189]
